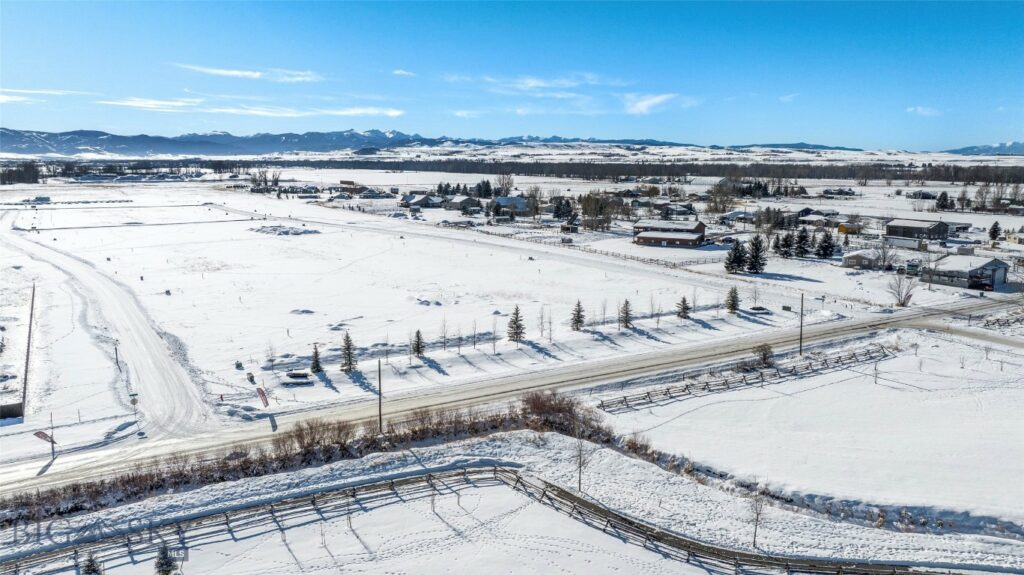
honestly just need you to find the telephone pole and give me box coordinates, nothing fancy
[798,293,805,356]
[377,359,383,435]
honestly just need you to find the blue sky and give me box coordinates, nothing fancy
[1,1,1021,150]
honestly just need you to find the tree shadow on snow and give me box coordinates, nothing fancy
[346,370,379,395]
[315,371,339,393]
[755,271,823,283]
[733,311,774,327]
[688,318,719,331]
[582,328,622,347]
[420,357,449,376]
[627,326,669,344]
[523,340,561,361]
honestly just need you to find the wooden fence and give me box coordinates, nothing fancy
[2,464,967,575]
[598,345,888,412]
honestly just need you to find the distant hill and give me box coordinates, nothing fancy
[8,127,1011,158]
[945,142,1024,156]
[724,142,864,152]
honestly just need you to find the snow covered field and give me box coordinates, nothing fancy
[594,330,1024,529]
[14,481,694,575]
[2,172,1023,570]
[4,431,1023,571]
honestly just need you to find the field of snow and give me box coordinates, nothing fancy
[594,330,1024,529]
[17,481,693,575]
[2,181,838,462]
[5,431,1022,571]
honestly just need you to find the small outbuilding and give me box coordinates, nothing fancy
[842,249,881,269]
[924,255,1010,289]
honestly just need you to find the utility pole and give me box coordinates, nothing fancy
[377,359,383,435]
[798,293,805,356]
[49,412,56,460]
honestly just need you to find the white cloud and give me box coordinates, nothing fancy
[174,64,322,83]
[906,105,941,117]
[779,93,800,103]
[268,68,323,83]
[0,94,37,104]
[678,96,703,109]
[392,69,416,77]
[174,63,264,79]
[623,93,677,115]
[98,97,402,118]
[1,88,95,96]
[452,110,482,119]
[317,107,404,117]
[96,97,204,112]
[442,73,473,83]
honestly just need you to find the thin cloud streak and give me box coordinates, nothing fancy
[623,93,677,115]
[779,93,800,103]
[174,63,323,83]
[96,97,402,117]
[906,105,941,117]
[392,69,416,77]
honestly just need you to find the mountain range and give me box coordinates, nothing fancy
[0,128,1020,157]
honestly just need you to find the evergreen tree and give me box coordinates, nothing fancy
[815,230,836,259]
[507,305,525,343]
[989,221,1002,241]
[936,191,950,210]
[724,241,748,273]
[843,232,850,247]
[809,233,818,250]
[725,287,740,314]
[155,544,177,575]
[342,332,356,373]
[570,300,585,331]
[794,227,810,257]
[618,299,633,329]
[675,296,691,320]
[310,344,323,373]
[771,234,782,255]
[746,234,767,274]
[779,232,795,258]
[82,554,103,575]
[412,330,425,356]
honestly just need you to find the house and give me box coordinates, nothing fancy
[719,210,754,225]
[630,217,704,238]
[635,231,704,248]
[444,195,479,211]
[661,203,694,217]
[402,194,444,209]
[798,214,831,228]
[923,256,1010,289]
[842,249,881,269]
[822,187,857,197]
[906,190,937,200]
[493,196,530,216]
[885,219,949,240]
[837,222,863,235]
[946,222,973,234]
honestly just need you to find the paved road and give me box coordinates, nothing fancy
[0,287,1014,496]
[0,213,218,443]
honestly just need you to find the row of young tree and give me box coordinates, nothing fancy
[724,228,838,274]
[933,183,1024,213]
[309,332,357,374]
[313,292,749,371]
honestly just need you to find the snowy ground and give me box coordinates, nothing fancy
[593,330,1024,530]
[13,481,694,575]
[1,181,846,462]
[4,431,1022,571]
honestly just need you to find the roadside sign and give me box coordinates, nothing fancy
[257,387,269,408]
[130,398,138,406]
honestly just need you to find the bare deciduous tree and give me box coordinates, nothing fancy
[495,173,515,197]
[888,274,919,307]
[749,493,767,548]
